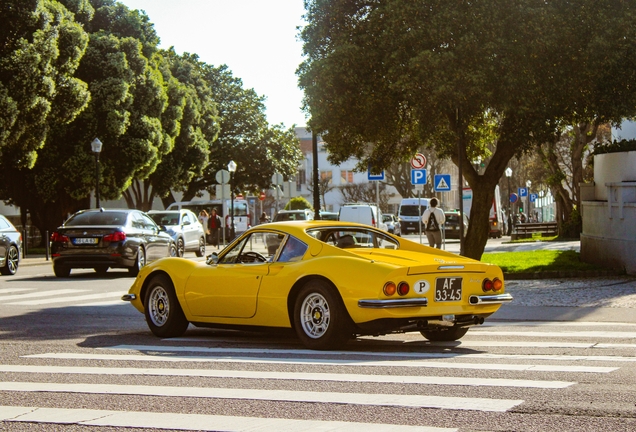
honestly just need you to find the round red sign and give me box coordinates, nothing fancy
[258,191,266,201]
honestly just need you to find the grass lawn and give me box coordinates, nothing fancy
[481,250,609,274]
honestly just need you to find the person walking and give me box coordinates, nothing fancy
[208,208,222,248]
[198,209,210,243]
[421,197,446,249]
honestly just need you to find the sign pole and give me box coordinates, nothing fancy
[418,189,422,244]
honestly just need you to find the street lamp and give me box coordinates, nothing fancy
[505,167,512,235]
[91,138,103,208]
[228,160,237,240]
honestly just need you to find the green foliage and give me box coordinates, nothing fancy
[593,139,636,155]
[560,207,582,239]
[285,196,312,211]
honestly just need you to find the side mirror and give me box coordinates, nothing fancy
[206,252,219,265]
[182,220,191,226]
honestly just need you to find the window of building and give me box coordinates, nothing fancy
[340,170,354,184]
[320,170,333,184]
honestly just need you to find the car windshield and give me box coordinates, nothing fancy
[275,212,307,221]
[307,227,399,250]
[149,212,180,226]
[65,211,129,226]
[382,215,393,223]
[400,205,426,216]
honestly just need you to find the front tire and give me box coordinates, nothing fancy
[293,280,352,350]
[195,237,205,257]
[129,247,145,276]
[0,245,19,275]
[144,274,189,338]
[421,326,469,342]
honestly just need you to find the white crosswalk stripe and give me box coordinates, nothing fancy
[0,287,127,307]
[2,319,632,430]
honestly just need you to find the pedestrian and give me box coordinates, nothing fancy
[208,208,222,248]
[259,212,270,224]
[198,209,210,242]
[421,197,446,249]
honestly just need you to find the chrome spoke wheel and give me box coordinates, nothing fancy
[148,285,170,327]
[7,246,18,274]
[177,239,185,257]
[300,292,331,339]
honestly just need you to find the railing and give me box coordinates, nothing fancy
[606,182,636,220]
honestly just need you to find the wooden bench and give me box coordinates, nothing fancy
[511,222,558,240]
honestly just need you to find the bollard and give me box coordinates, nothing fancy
[46,230,50,261]
[22,229,28,258]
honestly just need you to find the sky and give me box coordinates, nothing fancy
[120,0,308,127]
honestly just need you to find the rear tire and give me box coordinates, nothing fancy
[421,326,469,342]
[144,274,189,338]
[53,263,70,278]
[94,266,108,275]
[0,245,19,275]
[293,280,352,350]
[176,238,185,257]
[129,247,145,276]
[195,237,205,257]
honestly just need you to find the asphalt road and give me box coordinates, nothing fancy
[1,247,635,431]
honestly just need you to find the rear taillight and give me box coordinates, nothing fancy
[103,231,126,242]
[51,232,69,243]
[383,282,397,296]
[397,282,410,296]
[482,278,503,292]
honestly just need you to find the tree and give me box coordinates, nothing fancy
[298,0,636,259]
[0,0,91,168]
[285,196,312,210]
[339,182,390,212]
[306,174,335,211]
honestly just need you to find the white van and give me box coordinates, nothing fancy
[398,198,430,234]
[338,203,388,231]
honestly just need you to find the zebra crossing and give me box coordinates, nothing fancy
[0,285,126,308]
[2,319,635,431]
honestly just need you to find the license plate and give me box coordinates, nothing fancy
[435,277,462,302]
[73,237,99,245]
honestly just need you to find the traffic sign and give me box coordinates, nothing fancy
[510,193,519,203]
[215,169,230,184]
[368,165,385,181]
[271,173,284,185]
[518,187,528,197]
[411,169,427,185]
[410,153,427,169]
[258,191,266,201]
[434,174,451,192]
[530,193,537,203]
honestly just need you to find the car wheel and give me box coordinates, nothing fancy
[0,245,19,275]
[129,247,145,276]
[195,237,205,257]
[144,274,189,338]
[421,326,469,342]
[94,266,109,275]
[169,242,178,257]
[53,263,70,278]
[176,238,185,257]
[293,280,352,350]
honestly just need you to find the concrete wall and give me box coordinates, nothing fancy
[580,151,636,274]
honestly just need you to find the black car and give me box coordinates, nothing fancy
[0,215,21,276]
[444,211,469,239]
[50,209,177,277]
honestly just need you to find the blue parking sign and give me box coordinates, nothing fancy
[530,193,537,203]
[411,169,427,185]
[518,187,528,197]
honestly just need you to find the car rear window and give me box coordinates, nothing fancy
[65,211,129,226]
[445,214,459,223]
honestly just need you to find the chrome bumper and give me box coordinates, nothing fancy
[358,298,428,309]
[121,294,137,302]
[469,293,513,305]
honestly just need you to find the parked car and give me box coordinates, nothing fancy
[148,210,206,258]
[123,220,512,350]
[382,213,401,236]
[444,210,469,239]
[0,215,21,276]
[338,203,388,231]
[50,209,177,277]
[319,211,338,221]
[273,209,314,222]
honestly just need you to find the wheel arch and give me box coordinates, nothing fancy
[286,275,351,331]
[139,269,174,308]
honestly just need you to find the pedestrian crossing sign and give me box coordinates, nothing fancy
[434,174,451,192]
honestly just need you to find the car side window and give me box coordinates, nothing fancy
[0,217,9,229]
[277,236,308,262]
[182,213,190,224]
[218,233,270,264]
[140,213,158,230]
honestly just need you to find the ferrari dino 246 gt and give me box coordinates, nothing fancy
[123,221,512,349]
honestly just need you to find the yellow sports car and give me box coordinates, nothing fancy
[123,221,512,350]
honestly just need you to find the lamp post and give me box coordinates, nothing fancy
[91,138,103,208]
[228,160,237,240]
[505,167,512,235]
[526,180,532,221]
